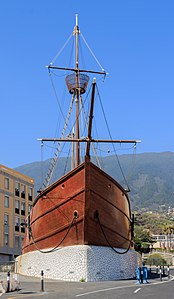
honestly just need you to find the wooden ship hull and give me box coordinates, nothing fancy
[22,157,132,254]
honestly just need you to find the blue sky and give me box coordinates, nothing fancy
[0,0,174,168]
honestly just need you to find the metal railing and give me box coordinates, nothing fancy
[0,261,15,272]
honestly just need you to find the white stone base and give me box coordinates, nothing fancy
[16,245,138,282]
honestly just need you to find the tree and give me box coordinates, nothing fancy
[162,224,174,250]
[134,226,153,253]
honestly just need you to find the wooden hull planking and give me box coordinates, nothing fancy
[22,159,132,254]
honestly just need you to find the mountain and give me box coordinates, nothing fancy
[15,152,174,211]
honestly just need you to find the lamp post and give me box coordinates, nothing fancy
[149,243,153,254]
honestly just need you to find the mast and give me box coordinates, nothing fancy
[71,128,75,169]
[40,15,141,189]
[86,79,96,158]
[74,14,80,166]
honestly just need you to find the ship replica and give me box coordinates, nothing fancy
[17,15,140,281]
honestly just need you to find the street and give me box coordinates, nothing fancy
[1,271,174,299]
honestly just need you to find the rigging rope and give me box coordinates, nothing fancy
[49,33,73,65]
[41,28,107,188]
[63,146,71,175]
[81,33,105,71]
[96,84,131,191]
[27,213,131,255]
[96,215,132,254]
[125,143,137,184]
[49,70,70,129]
[41,79,75,189]
[79,92,102,168]
[40,141,44,186]
[27,216,75,254]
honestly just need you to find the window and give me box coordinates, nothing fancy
[15,182,20,197]
[4,195,9,208]
[15,200,20,214]
[21,236,24,247]
[28,187,33,201]
[4,213,9,226]
[21,184,26,199]
[21,218,25,233]
[15,216,20,232]
[28,205,32,213]
[15,235,20,247]
[21,202,25,216]
[4,177,9,189]
[4,233,9,246]
[21,227,25,233]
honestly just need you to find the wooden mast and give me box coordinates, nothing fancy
[74,14,80,167]
[42,15,141,187]
[86,79,96,158]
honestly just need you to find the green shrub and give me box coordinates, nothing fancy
[146,253,167,266]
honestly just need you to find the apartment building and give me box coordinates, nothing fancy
[0,164,34,263]
[152,234,174,250]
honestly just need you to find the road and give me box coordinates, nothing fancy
[1,271,174,299]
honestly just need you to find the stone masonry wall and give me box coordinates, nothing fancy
[16,245,138,282]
